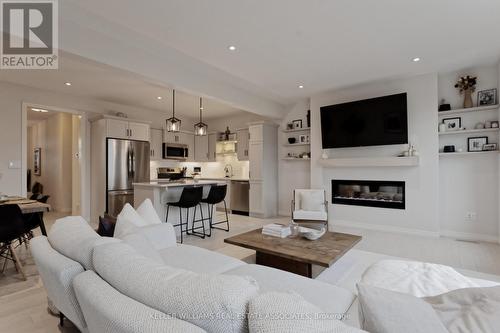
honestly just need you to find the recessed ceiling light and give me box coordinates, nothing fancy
[228,45,236,51]
[31,108,49,113]
[298,85,304,89]
[65,82,72,86]
[412,57,421,62]
[157,96,163,100]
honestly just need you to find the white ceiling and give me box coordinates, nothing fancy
[69,0,500,103]
[0,53,249,119]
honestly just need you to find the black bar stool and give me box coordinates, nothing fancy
[201,184,229,237]
[166,186,205,243]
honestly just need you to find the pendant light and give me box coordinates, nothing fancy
[166,89,181,132]
[194,97,208,136]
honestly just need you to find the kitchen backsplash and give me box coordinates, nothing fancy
[150,154,249,180]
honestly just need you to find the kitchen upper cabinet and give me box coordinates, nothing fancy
[150,128,163,161]
[179,132,195,162]
[208,133,217,162]
[106,118,150,141]
[128,122,150,141]
[106,119,129,139]
[164,131,181,143]
[194,135,209,162]
[236,128,250,161]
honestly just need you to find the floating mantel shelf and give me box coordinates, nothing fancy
[319,156,420,168]
[282,127,311,133]
[439,150,499,157]
[439,128,500,136]
[437,104,499,116]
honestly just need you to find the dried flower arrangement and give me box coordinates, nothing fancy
[454,75,477,94]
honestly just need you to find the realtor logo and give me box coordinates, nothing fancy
[1,0,58,69]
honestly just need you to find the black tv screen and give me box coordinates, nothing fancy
[320,93,408,149]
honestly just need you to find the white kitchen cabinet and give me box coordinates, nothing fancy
[208,133,217,162]
[194,135,209,162]
[128,122,150,141]
[249,181,263,216]
[106,118,150,141]
[164,131,181,143]
[248,122,278,218]
[179,132,195,162]
[249,141,263,180]
[150,128,163,160]
[236,128,250,161]
[106,119,129,139]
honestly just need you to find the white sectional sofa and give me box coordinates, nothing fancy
[31,210,361,332]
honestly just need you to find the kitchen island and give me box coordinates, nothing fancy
[133,180,224,235]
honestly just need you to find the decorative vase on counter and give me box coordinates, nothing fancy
[463,89,473,108]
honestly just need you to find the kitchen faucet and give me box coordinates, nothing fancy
[224,164,233,178]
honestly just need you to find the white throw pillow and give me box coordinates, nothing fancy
[300,191,324,212]
[356,284,448,333]
[114,204,148,238]
[425,286,500,333]
[136,199,162,225]
[120,233,163,264]
[248,291,365,333]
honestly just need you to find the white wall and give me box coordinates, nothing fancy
[310,74,440,235]
[278,100,311,215]
[438,64,499,241]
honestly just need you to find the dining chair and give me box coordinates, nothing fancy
[0,204,27,280]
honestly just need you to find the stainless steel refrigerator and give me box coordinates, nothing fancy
[107,138,150,217]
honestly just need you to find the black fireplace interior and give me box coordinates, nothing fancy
[332,180,405,209]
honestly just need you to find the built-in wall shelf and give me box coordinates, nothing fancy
[437,104,499,116]
[439,150,499,157]
[439,128,500,136]
[283,143,310,147]
[319,156,419,168]
[282,157,311,161]
[282,127,311,133]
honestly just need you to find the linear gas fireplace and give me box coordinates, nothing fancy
[332,180,405,210]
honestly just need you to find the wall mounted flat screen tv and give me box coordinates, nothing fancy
[320,93,408,149]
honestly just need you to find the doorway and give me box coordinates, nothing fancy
[25,105,86,219]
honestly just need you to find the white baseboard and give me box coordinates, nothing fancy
[330,219,440,238]
[440,230,499,243]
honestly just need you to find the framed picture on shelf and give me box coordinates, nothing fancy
[442,117,461,131]
[468,136,488,152]
[491,121,499,128]
[299,135,307,143]
[483,143,498,151]
[477,89,497,106]
[34,148,41,176]
[292,119,303,129]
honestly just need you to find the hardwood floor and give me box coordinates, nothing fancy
[1,211,499,332]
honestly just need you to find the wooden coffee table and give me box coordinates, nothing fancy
[224,229,362,278]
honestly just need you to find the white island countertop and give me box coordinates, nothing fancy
[133,180,224,188]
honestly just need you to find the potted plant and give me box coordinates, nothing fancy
[454,75,477,108]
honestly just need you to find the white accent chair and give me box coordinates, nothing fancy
[292,189,328,228]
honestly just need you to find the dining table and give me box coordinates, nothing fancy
[0,196,51,235]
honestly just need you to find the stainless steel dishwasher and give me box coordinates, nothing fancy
[231,180,249,216]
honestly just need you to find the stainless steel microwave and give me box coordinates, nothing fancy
[163,143,189,160]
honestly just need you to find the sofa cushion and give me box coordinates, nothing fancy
[48,216,118,270]
[114,204,149,238]
[159,244,245,273]
[249,291,365,333]
[93,242,259,333]
[300,191,324,212]
[361,260,479,297]
[120,233,163,264]
[357,283,448,333]
[293,210,328,221]
[224,264,355,315]
[136,199,162,225]
[74,271,207,333]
